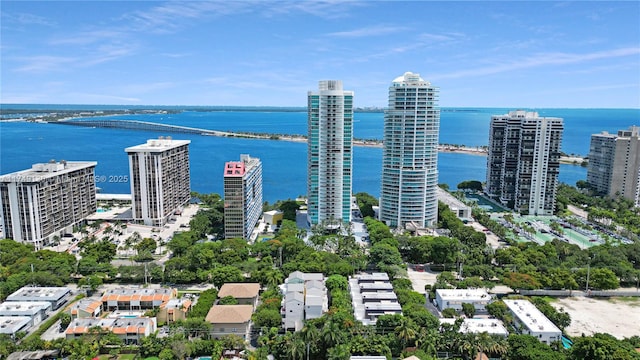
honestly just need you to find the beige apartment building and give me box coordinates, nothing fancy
[126,138,191,226]
[0,161,97,249]
[588,126,640,206]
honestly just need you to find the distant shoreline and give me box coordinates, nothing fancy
[7,114,588,165]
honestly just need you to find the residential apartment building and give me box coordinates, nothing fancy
[223,155,263,239]
[486,111,563,215]
[503,299,561,344]
[0,161,97,250]
[6,287,71,310]
[380,72,440,228]
[281,271,328,331]
[101,287,176,311]
[439,318,509,337]
[65,317,157,344]
[434,289,491,312]
[0,302,51,328]
[126,138,191,226]
[349,273,401,325]
[307,80,353,227]
[587,126,640,206]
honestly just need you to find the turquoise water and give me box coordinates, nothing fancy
[1,107,637,202]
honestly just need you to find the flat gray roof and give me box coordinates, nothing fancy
[0,301,51,316]
[0,316,31,334]
[0,162,96,183]
[7,287,70,302]
[359,283,394,291]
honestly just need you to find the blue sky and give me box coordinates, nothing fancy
[1,1,639,108]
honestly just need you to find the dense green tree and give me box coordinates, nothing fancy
[277,200,301,221]
[209,265,244,288]
[219,296,239,305]
[355,192,378,218]
[506,334,566,360]
[457,180,483,191]
[570,333,640,360]
[461,303,476,318]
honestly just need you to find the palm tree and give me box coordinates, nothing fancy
[395,317,418,350]
[322,320,341,348]
[300,324,321,357]
[415,328,438,357]
[265,269,284,288]
[286,336,306,360]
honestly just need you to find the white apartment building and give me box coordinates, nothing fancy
[440,318,509,337]
[380,72,440,229]
[486,111,563,215]
[281,271,328,331]
[126,138,191,226]
[587,126,640,206]
[223,154,263,239]
[349,272,401,325]
[434,289,491,312]
[503,299,562,344]
[307,80,353,227]
[0,161,97,249]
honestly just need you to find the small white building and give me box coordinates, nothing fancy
[6,287,70,310]
[0,316,31,337]
[503,300,562,344]
[437,188,472,220]
[0,301,51,327]
[439,318,509,337]
[282,292,304,330]
[434,289,491,312]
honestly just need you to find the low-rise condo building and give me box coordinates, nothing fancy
[503,299,562,344]
[434,289,491,312]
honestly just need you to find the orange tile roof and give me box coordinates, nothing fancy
[218,283,260,299]
[205,305,253,324]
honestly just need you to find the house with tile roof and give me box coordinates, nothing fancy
[218,283,260,308]
[205,305,253,340]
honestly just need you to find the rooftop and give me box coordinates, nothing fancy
[391,71,431,86]
[125,138,190,153]
[205,305,253,324]
[503,300,561,334]
[436,289,491,301]
[440,318,509,336]
[356,272,390,282]
[7,287,70,301]
[0,301,51,315]
[218,283,260,299]
[0,316,31,334]
[437,187,472,210]
[0,161,96,183]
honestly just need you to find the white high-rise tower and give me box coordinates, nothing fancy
[380,72,440,229]
[307,80,354,227]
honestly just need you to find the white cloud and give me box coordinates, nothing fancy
[432,47,640,80]
[2,12,56,27]
[328,25,409,38]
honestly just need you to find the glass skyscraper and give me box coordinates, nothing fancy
[380,72,440,229]
[307,80,353,227]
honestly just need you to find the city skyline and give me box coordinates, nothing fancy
[2,1,639,108]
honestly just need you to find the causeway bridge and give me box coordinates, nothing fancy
[51,118,256,138]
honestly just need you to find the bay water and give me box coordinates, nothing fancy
[1,107,638,202]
